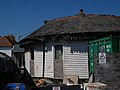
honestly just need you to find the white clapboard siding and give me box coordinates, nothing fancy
[44,42,54,78]
[63,41,89,79]
[34,44,43,77]
[25,40,88,79]
[0,47,12,57]
[34,42,54,78]
[25,51,30,73]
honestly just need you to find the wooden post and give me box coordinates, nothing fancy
[42,42,45,78]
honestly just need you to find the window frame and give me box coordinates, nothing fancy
[54,45,63,60]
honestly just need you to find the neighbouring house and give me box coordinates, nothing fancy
[0,34,16,57]
[19,9,120,82]
[0,35,26,87]
[0,35,25,68]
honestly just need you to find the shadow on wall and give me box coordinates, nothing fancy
[35,43,52,52]
[67,41,88,53]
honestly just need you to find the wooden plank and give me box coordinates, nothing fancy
[63,41,89,79]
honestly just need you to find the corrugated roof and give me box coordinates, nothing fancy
[21,13,120,41]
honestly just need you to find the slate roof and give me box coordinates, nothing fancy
[21,12,120,41]
[12,44,25,53]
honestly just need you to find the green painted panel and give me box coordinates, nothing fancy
[88,36,120,77]
[106,40,112,53]
[119,38,120,52]
[88,43,93,59]
[112,38,119,52]
[89,59,93,76]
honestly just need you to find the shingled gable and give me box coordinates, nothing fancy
[21,11,120,42]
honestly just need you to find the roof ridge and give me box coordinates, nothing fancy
[44,13,120,25]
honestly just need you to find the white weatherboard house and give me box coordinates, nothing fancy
[20,10,120,81]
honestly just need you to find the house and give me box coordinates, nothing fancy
[19,9,120,82]
[0,35,16,57]
[0,35,25,68]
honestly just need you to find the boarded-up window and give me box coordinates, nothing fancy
[30,47,34,60]
[55,45,63,59]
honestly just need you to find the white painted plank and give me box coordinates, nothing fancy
[63,41,89,79]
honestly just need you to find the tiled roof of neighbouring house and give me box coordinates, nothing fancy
[22,10,120,41]
[0,35,17,47]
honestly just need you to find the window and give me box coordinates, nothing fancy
[55,45,63,59]
[30,47,34,60]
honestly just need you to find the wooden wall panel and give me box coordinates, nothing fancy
[63,41,89,79]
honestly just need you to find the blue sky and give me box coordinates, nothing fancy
[0,0,120,41]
